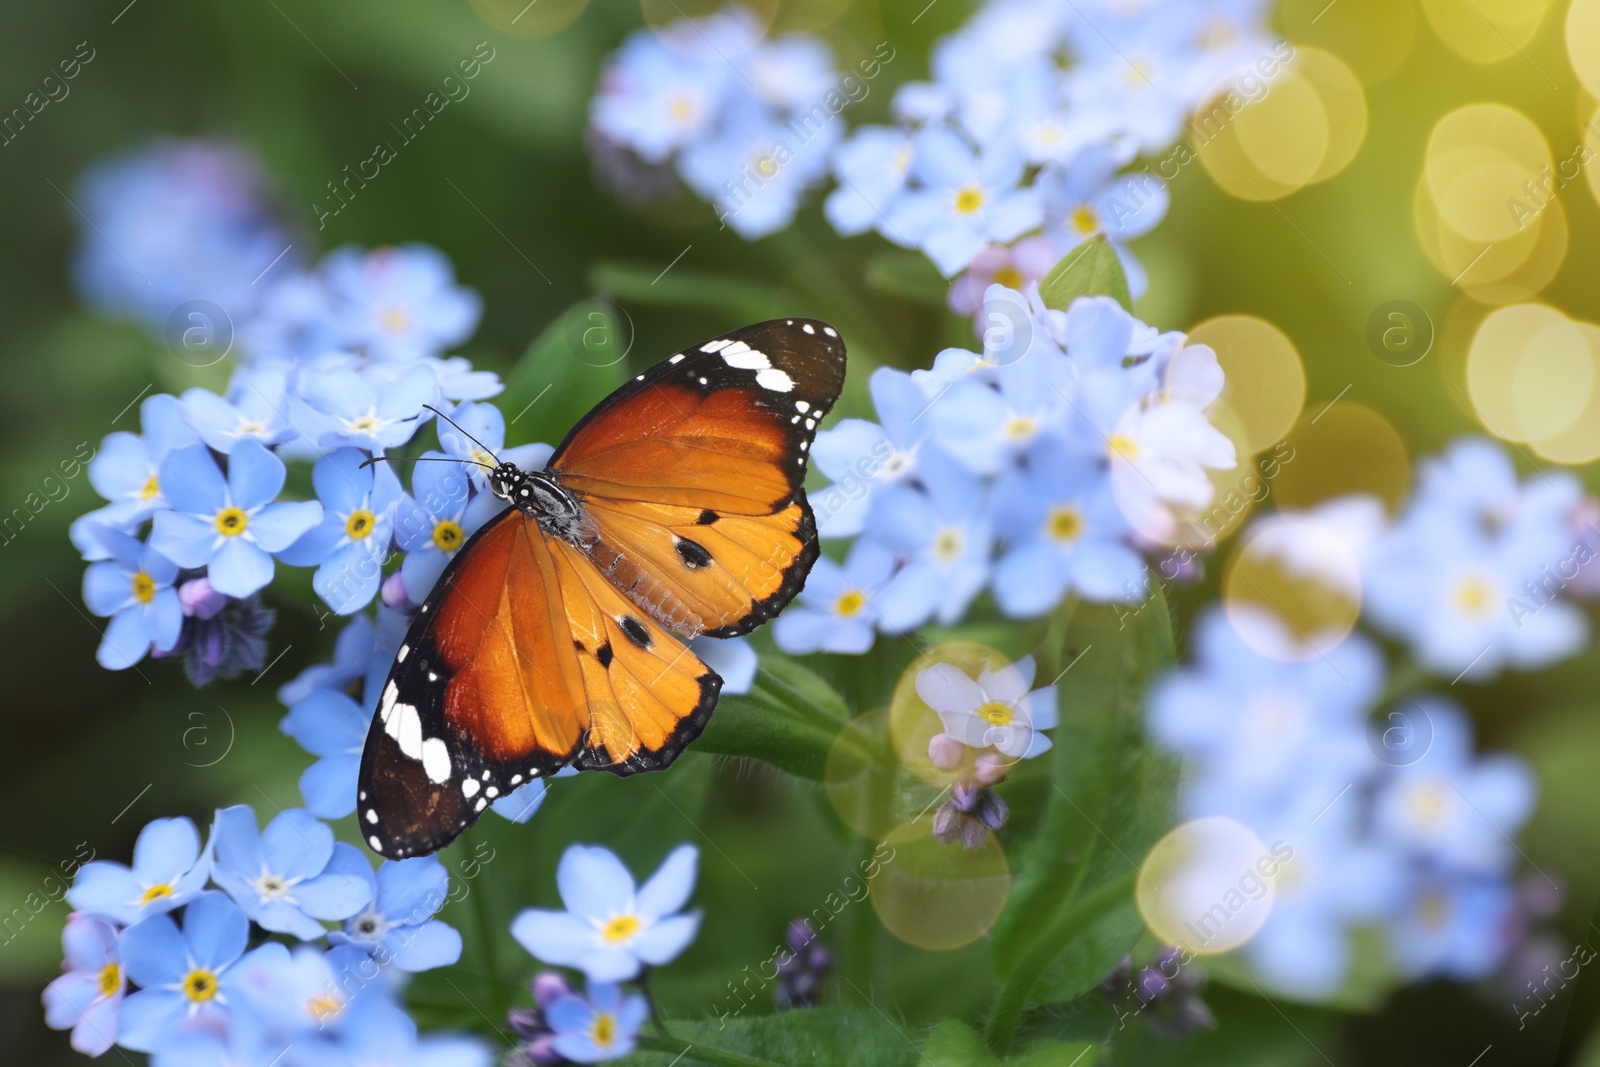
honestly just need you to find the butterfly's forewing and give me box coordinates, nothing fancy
[550,317,846,637]
[357,507,720,858]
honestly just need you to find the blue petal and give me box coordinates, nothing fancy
[635,844,698,920]
[149,511,219,569]
[299,755,360,819]
[386,920,462,971]
[312,448,375,514]
[376,856,449,923]
[260,809,335,882]
[557,845,635,921]
[252,500,324,553]
[281,690,367,756]
[118,911,187,987]
[208,537,274,597]
[133,817,201,883]
[631,913,701,966]
[99,607,154,670]
[293,842,374,920]
[226,440,286,510]
[83,561,134,616]
[159,444,228,515]
[184,890,249,970]
[491,779,549,823]
[511,910,594,970]
[65,862,144,925]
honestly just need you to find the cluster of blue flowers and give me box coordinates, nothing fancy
[588,5,845,239]
[506,843,703,1063]
[773,284,1236,655]
[44,807,484,1065]
[1147,436,1597,999]
[589,2,1279,307]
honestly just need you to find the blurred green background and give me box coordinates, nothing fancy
[3,1,1600,1064]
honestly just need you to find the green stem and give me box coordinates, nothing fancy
[635,1032,789,1067]
[984,869,1139,1055]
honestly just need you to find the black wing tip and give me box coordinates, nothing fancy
[581,667,723,778]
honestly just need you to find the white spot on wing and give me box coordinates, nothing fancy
[474,798,487,811]
[510,774,522,784]
[720,341,770,370]
[669,354,684,363]
[462,778,480,798]
[795,400,810,413]
[390,703,422,760]
[366,809,378,824]
[486,786,499,798]
[369,835,383,850]
[756,368,794,392]
[380,680,399,722]
[823,326,838,337]
[421,737,452,783]
[701,339,732,353]
[397,645,408,662]
[801,323,815,334]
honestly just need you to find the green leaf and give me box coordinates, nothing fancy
[694,655,853,780]
[924,1019,1000,1067]
[590,262,779,321]
[1037,236,1133,313]
[499,299,630,447]
[624,1007,920,1067]
[865,250,950,305]
[986,596,1179,1050]
[1008,1039,1102,1066]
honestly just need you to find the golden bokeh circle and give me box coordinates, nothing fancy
[825,708,911,841]
[471,0,590,38]
[1421,0,1551,65]
[642,0,778,45]
[1424,105,1551,246]
[1466,303,1590,442]
[1569,0,1600,101]
[871,817,1011,951]
[1222,514,1364,662]
[1531,321,1600,464]
[1272,402,1411,515]
[1169,401,1259,551]
[1186,316,1307,455]
[1299,48,1370,182]
[1279,0,1419,86]
[1137,817,1277,956]
[1234,66,1331,187]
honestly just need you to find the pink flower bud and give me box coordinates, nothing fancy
[381,572,415,612]
[927,732,966,772]
[179,577,227,620]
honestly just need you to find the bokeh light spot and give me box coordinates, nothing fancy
[1137,817,1278,956]
[871,818,1011,951]
[1187,316,1307,455]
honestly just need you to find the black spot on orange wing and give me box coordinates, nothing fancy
[674,536,713,569]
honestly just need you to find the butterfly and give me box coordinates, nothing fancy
[358,318,847,858]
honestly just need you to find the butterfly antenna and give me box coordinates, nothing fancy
[360,454,497,473]
[425,404,502,466]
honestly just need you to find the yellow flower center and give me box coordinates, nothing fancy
[835,590,866,618]
[601,914,640,944]
[933,529,964,563]
[306,993,345,1024]
[182,968,219,1003]
[139,474,160,501]
[1125,58,1156,88]
[131,571,156,604]
[380,306,410,333]
[1451,575,1495,618]
[1409,780,1452,828]
[1048,506,1083,543]
[1416,891,1449,927]
[214,507,248,537]
[348,415,382,435]
[236,419,268,438]
[1071,205,1100,236]
[668,95,696,122]
[1108,433,1141,461]
[140,883,174,905]
[345,509,377,541]
[432,519,464,551]
[977,701,1014,725]
[993,265,1024,290]
[97,963,121,998]
[955,186,985,214]
[591,1011,618,1048]
[754,153,780,179]
[1003,415,1037,442]
[469,447,496,470]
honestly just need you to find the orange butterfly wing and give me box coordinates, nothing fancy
[358,507,719,859]
[550,318,846,636]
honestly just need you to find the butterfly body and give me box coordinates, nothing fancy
[358,318,846,858]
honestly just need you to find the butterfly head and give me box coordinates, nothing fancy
[488,462,528,503]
